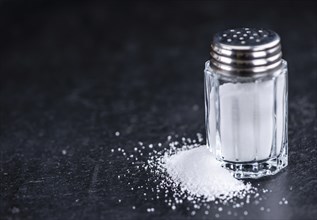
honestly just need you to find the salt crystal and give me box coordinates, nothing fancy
[115,131,120,136]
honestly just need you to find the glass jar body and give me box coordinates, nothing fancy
[204,60,288,179]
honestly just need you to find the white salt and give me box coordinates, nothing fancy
[162,146,252,201]
[111,135,267,216]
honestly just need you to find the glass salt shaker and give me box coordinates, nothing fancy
[204,28,288,179]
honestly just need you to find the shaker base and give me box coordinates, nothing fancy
[221,145,288,179]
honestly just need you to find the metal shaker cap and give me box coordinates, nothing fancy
[210,28,282,75]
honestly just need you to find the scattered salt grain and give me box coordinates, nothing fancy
[146,208,155,212]
[115,131,120,136]
[62,150,67,155]
[197,133,203,142]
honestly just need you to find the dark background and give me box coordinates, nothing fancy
[0,1,316,219]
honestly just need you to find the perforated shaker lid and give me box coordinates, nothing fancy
[210,28,282,75]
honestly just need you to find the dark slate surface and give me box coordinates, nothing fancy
[0,1,316,220]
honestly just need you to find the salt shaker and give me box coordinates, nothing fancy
[204,28,288,179]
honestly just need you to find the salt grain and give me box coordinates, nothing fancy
[284,200,288,204]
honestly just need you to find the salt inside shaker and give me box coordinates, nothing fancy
[204,28,288,179]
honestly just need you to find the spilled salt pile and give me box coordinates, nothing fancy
[162,146,251,201]
[112,134,290,216]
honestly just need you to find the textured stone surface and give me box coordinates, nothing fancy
[0,1,316,219]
